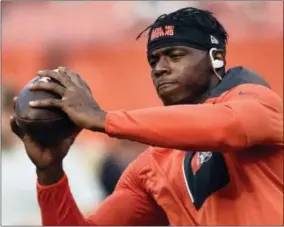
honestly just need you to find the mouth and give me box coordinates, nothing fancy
[157,82,177,92]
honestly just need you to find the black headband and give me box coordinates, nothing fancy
[147,24,225,55]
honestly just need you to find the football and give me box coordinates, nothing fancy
[15,76,78,146]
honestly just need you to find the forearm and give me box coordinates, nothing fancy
[104,104,247,151]
[37,172,94,226]
[37,168,166,226]
[103,85,282,151]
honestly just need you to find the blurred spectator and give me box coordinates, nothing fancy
[2,85,19,150]
[98,139,147,196]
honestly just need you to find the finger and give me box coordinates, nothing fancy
[10,116,25,139]
[58,66,73,76]
[58,66,92,93]
[58,66,77,77]
[37,69,73,88]
[58,66,80,85]
[29,81,66,97]
[29,99,62,108]
[13,96,18,110]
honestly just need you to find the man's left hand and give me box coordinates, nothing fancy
[29,67,106,132]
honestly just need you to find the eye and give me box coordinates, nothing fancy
[149,57,158,68]
[169,53,184,61]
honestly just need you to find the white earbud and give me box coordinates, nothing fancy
[209,48,224,69]
[209,48,224,81]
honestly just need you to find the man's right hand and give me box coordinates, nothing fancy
[10,97,77,185]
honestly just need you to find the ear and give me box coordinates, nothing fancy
[215,49,226,71]
[214,49,225,62]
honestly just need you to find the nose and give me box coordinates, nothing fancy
[153,57,170,78]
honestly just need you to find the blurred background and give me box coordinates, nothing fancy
[1,1,283,225]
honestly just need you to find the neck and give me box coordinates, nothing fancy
[198,73,222,103]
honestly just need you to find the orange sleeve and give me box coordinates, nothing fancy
[105,84,283,151]
[88,158,168,226]
[37,157,168,226]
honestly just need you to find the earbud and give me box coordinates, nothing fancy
[209,48,224,69]
[209,48,224,81]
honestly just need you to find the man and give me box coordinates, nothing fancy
[10,7,283,225]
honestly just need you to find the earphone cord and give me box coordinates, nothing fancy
[213,67,222,81]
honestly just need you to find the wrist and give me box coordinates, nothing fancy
[90,110,107,133]
[36,163,64,186]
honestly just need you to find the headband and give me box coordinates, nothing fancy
[147,24,225,55]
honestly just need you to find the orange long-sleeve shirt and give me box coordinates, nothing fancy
[106,84,282,151]
[37,71,283,225]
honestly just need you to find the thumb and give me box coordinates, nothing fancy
[13,96,18,111]
[60,128,82,150]
[65,128,82,146]
[10,116,36,145]
[10,116,25,140]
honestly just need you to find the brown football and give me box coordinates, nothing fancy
[15,76,78,146]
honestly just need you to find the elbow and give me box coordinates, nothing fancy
[215,115,248,152]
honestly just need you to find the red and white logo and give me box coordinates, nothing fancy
[197,152,212,165]
[150,25,175,41]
